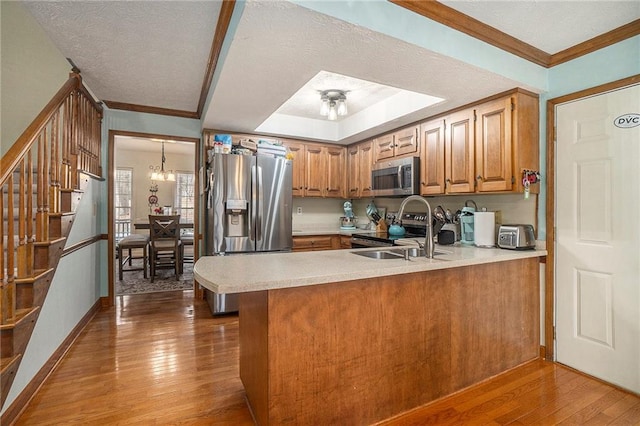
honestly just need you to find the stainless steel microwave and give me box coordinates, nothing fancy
[371,157,420,197]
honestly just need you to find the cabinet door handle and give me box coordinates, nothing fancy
[476,175,483,181]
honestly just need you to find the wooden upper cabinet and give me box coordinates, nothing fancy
[347,145,360,198]
[358,142,373,198]
[445,109,475,194]
[284,140,306,197]
[373,125,419,162]
[394,126,420,157]
[373,133,395,161]
[325,145,346,198]
[420,119,446,195]
[475,97,512,192]
[282,141,346,198]
[305,145,325,197]
[347,141,373,199]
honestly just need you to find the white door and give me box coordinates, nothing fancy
[555,83,640,393]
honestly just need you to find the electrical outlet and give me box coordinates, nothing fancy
[297,207,302,215]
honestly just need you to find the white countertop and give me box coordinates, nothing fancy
[194,244,547,294]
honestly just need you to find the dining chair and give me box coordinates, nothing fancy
[117,233,150,280]
[148,215,182,282]
[180,230,194,269]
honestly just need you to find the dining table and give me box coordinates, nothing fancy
[133,221,194,230]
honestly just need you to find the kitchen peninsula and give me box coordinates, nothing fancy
[194,245,546,425]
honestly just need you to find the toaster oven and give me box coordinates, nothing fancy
[497,224,536,250]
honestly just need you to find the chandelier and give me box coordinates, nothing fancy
[319,90,348,121]
[149,141,175,182]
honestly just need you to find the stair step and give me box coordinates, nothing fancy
[0,307,40,331]
[0,307,40,359]
[0,354,21,373]
[16,268,55,309]
[15,268,54,285]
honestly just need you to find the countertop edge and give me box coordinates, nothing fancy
[194,246,547,295]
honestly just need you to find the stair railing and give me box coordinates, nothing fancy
[0,72,102,325]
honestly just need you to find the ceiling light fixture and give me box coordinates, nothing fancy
[149,141,175,182]
[319,90,348,121]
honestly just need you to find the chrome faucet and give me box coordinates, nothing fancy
[397,195,435,258]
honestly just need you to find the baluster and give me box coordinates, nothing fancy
[17,159,27,278]
[50,110,61,214]
[36,133,49,242]
[26,149,34,276]
[2,175,16,324]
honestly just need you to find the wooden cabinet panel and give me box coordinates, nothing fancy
[347,145,360,198]
[292,235,342,252]
[325,146,346,198]
[373,133,394,161]
[445,109,475,193]
[347,141,373,199]
[285,141,306,197]
[339,235,352,249]
[373,126,420,162]
[420,119,446,195]
[305,146,325,197]
[284,141,346,198]
[358,142,373,198]
[475,97,512,192]
[394,125,419,157]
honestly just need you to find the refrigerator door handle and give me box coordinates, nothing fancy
[250,165,257,241]
[256,165,263,242]
[207,169,215,209]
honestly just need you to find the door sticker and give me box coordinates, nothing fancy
[613,113,640,128]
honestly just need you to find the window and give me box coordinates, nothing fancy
[115,168,133,241]
[175,171,195,224]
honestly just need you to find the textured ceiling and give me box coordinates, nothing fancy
[20,0,640,145]
[202,0,528,144]
[22,1,221,112]
[440,0,640,54]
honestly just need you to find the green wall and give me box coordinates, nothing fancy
[0,2,70,156]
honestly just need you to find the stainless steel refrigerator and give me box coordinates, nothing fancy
[204,153,292,314]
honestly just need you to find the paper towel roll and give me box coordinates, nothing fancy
[474,212,495,247]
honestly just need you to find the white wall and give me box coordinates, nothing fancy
[115,148,194,225]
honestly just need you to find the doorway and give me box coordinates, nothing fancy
[107,130,201,304]
[552,81,639,393]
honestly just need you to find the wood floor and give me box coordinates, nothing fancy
[14,291,640,425]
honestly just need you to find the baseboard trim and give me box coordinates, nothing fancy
[1,299,102,425]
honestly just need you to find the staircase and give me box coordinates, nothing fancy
[0,72,102,409]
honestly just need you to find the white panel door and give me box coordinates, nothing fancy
[555,84,640,393]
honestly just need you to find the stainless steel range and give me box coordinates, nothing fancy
[350,213,430,248]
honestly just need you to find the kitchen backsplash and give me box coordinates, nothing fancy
[292,198,349,230]
[293,194,538,235]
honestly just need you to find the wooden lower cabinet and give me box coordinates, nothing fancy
[292,235,351,251]
[292,235,345,251]
[239,257,540,425]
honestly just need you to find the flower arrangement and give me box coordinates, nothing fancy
[154,207,163,214]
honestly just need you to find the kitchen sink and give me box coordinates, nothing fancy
[351,247,451,260]
[352,250,405,259]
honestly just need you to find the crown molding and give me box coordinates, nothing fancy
[103,100,199,119]
[548,19,640,67]
[197,0,236,118]
[390,0,640,68]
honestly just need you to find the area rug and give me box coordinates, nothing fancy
[116,258,194,295]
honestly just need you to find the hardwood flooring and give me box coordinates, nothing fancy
[14,291,640,425]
